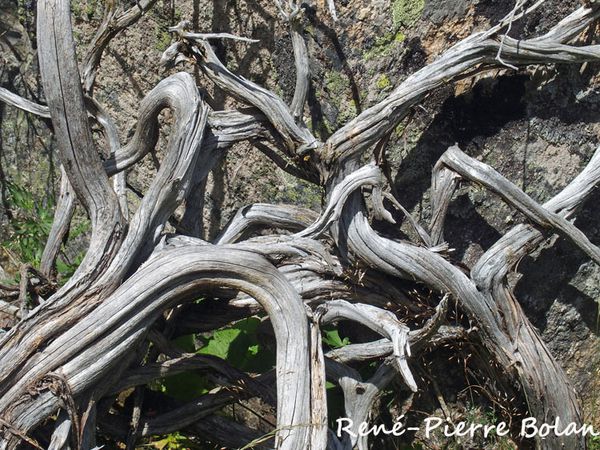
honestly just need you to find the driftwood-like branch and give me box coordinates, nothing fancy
[339,188,581,448]
[39,168,75,278]
[166,21,320,155]
[436,145,600,265]
[289,17,310,122]
[0,87,50,118]
[328,359,397,450]
[298,164,384,238]
[216,203,319,244]
[326,324,466,364]
[37,0,125,285]
[0,1,599,449]
[0,71,212,445]
[322,4,600,166]
[82,0,159,93]
[316,300,417,392]
[0,246,315,450]
[468,145,600,440]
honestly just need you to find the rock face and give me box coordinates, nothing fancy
[1,0,599,446]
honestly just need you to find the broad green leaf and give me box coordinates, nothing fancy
[322,328,350,348]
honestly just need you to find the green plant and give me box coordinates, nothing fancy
[1,182,88,281]
[141,432,203,449]
[3,182,54,267]
[70,0,100,21]
[156,317,275,401]
[271,172,323,210]
[363,31,405,60]
[322,328,350,349]
[155,28,173,52]
[324,70,358,126]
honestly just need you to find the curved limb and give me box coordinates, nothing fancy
[165,22,320,155]
[0,74,209,409]
[325,169,586,449]
[37,0,125,285]
[82,0,159,94]
[40,166,76,278]
[315,300,417,392]
[0,87,50,118]
[429,166,461,246]
[216,203,319,244]
[0,246,316,450]
[40,97,128,277]
[434,145,600,264]
[323,4,600,166]
[289,19,310,122]
[467,145,600,437]
[297,164,384,238]
[326,296,450,364]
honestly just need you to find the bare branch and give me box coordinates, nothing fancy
[323,4,600,165]
[216,203,319,244]
[37,0,125,288]
[437,145,600,265]
[316,299,417,392]
[0,87,50,118]
[40,167,76,278]
[166,22,320,155]
[0,246,315,450]
[82,0,159,94]
[289,17,311,122]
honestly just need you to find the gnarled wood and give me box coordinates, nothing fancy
[0,1,599,449]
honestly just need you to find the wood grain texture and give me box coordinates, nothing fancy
[0,1,599,449]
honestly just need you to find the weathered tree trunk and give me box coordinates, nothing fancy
[0,0,599,449]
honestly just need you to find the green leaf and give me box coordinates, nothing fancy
[322,328,350,349]
[198,327,242,360]
[173,334,196,353]
[146,432,202,449]
[198,317,275,372]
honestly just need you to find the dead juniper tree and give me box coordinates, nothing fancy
[0,0,599,448]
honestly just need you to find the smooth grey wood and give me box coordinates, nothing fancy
[316,299,417,392]
[0,246,313,450]
[0,87,50,118]
[40,166,76,277]
[289,18,310,122]
[166,21,321,155]
[216,203,319,244]
[322,5,600,167]
[37,0,125,289]
[0,2,598,449]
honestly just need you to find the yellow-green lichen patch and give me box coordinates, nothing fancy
[363,31,405,60]
[324,71,358,126]
[392,0,425,28]
[376,74,392,90]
